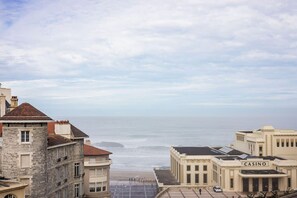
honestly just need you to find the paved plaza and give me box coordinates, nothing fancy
[157,187,245,198]
[111,181,158,198]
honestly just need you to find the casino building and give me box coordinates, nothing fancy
[155,126,297,194]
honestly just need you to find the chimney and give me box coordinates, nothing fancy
[85,139,91,145]
[0,94,6,117]
[10,96,18,111]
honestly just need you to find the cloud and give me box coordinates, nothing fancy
[0,0,297,115]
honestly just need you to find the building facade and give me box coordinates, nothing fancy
[232,126,297,160]
[0,103,89,198]
[158,126,297,194]
[83,142,112,198]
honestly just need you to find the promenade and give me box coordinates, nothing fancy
[111,180,158,198]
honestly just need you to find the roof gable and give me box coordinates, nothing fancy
[0,103,52,121]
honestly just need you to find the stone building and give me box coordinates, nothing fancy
[83,141,112,198]
[0,103,89,198]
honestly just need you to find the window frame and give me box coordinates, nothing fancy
[20,153,31,168]
[195,173,199,184]
[74,183,80,198]
[74,163,80,177]
[195,165,199,171]
[186,165,191,171]
[203,165,207,171]
[20,130,30,143]
[186,173,191,184]
[203,173,208,184]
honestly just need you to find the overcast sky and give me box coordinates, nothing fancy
[0,0,297,117]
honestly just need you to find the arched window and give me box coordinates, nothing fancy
[4,194,17,198]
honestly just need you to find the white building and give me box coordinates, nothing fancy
[155,126,297,195]
[233,126,297,160]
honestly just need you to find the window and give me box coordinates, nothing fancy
[74,163,80,177]
[89,183,95,192]
[281,140,284,147]
[74,184,80,198]
[4,195,17,198]
[230,178,234,188]
[89,168,104,178]
[203,165,207,171]
[20,154,30,168]
[195,174,199,184]
[89,182,106,192]
[187,165,191,171]
[187,174,191,184]
[291,140,294,147]
[288,178,291,188]
[276,140,280,147]
[296,140,297,147]
[63,188,68,198]
[286,139,289,147]
[63,165,68,178]
[56,190,62,198]
[89,169,95,178]
[203,174,207,184]
[21,131,30,142]
[259,146,262,152]
[195,165,199,171]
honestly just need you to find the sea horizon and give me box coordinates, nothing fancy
[56,116,297,171]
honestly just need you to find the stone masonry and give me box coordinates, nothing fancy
[2,123,48,198]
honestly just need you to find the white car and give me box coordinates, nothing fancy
[213,186,223,192]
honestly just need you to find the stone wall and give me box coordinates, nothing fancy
[46,144,76,197]
[2,123,48,198]
[73,139,85,197]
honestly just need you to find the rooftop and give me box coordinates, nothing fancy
[215,146,247,155]
[0,103,52,121]
[173,146,224,156]
[84,144,112,156]
[71,124,89,138]
[47,134,73,147]
[154,168,180,185]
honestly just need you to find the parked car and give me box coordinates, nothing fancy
[213,186,223,192]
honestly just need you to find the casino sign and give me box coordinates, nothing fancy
[242,161,269,167]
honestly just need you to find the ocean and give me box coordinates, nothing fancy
[66,116,297,171]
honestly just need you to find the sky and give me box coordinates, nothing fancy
[0,0,297,117]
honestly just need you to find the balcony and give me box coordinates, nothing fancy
[84,159,112,167]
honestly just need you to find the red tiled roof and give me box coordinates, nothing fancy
[47,134,73,147]
[84,144,112,156]
[0,103,52,121]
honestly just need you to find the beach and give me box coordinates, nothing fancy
[110,169,156,182]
